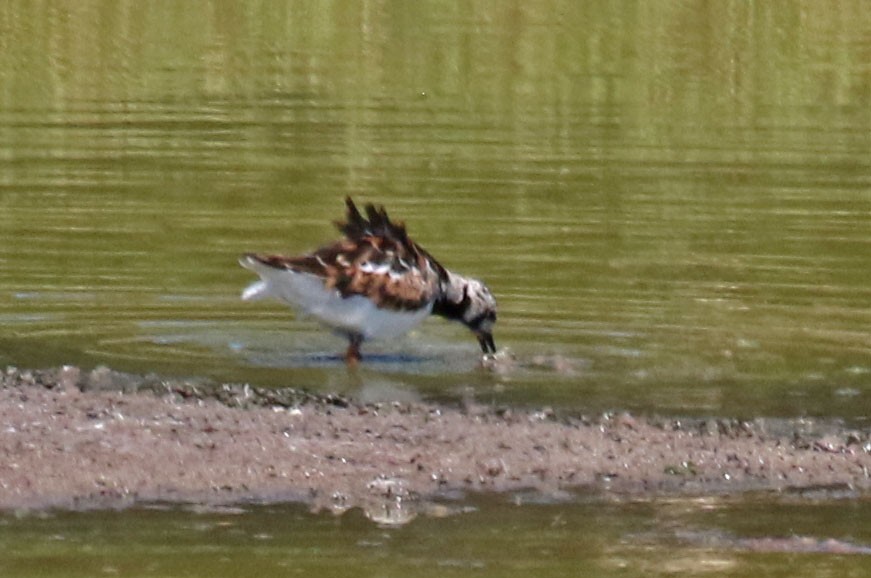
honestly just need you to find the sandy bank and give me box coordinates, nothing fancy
[1,366,868,523]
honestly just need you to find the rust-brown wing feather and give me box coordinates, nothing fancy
[248,198,442,311]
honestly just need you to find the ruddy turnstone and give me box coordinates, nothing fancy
[240,197,497,363]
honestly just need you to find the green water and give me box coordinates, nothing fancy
[0,1,869,573]
[1,495,869,577]
[1,1,869,418]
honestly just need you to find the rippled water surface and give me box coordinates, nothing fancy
[2,1,869,419]
[1,495,870,577]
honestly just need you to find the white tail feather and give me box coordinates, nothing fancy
[241,280,269,301]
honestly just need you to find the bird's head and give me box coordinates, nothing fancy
[434,274,498,355]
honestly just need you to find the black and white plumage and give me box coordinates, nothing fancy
[240,197,497,363]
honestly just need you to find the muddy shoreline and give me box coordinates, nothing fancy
[1,366,868,521]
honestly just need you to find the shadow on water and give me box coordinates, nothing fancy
[255,351,433,367]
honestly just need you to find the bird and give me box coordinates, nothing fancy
[239,197,497,364]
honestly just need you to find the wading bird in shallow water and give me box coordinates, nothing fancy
[240,197,497,364]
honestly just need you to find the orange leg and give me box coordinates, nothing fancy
[345,335,363,365]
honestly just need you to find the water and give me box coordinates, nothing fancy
[1,1,868,418]
[1,495,869,577]
[0,1,869,573]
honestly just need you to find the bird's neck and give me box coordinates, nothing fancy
[431,271,470,322]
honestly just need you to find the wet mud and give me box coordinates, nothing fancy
[1,366,868,524]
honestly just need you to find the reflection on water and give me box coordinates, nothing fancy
[0,495,869,578]
[1,1,869,419]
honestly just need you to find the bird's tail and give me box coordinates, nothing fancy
[239,254,273,301]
